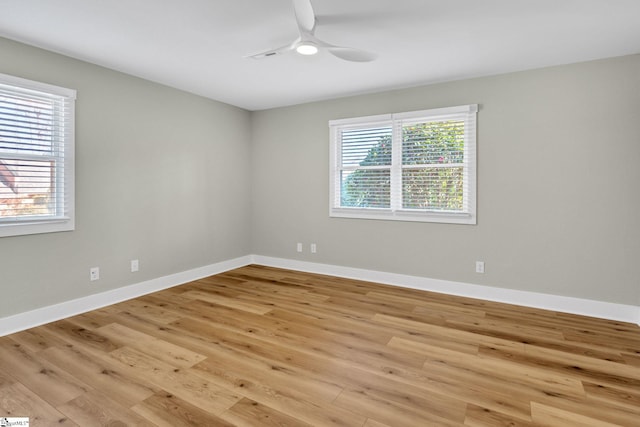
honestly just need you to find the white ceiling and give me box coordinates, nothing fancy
[1,0,639,111]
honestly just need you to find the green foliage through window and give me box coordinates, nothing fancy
[330,105,477,224]
[401,121,464,210]
[341,121,465,210]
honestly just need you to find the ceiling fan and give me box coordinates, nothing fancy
[247,0,377,62]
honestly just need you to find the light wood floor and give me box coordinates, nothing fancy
[1,265,639,426]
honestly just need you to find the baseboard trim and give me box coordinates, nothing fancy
[252,255,640,325]
[2,253,638,337]
[0,255,253,337]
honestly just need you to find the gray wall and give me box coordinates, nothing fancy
[0,38,252,317]
[251,54,640,305]
[1,35,638,316]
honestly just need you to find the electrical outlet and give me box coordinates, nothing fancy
[131,259,139,272]
[475,261,485,274]
[296,243,303,253]
[90,267,100,281]
[310,243,317,253]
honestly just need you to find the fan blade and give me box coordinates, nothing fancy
[293,0,316,33]
[246,42,295,59]
[327,46,377,62]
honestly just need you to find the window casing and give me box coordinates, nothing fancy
[330,104,477,224]
[0,73,76,237]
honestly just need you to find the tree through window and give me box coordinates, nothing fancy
[330,105,477,224]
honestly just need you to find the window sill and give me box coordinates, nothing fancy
[0,217,75,238]
[330,207,476,225]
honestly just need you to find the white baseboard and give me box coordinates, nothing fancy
[0,255,253,337]
[2,253,638,337]
[252,255,640,326]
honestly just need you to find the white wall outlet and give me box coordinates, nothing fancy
[475,261,485,274]
[131,259,139,272]
[310,243,317,254]
[90,267,100,281]
[296,243,303,253]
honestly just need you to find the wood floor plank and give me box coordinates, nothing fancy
[42,318,121,353]
[173,301,429,371]
[363,419,393,427]
[263,307,395,346]
[41,343,157,408]
[582,381,640,414]
[178,316,473,426]
[57,389,154,427]
[176,326,345,403]
[0,265,638,426]
[7,326,70,353]
[479,343,640,392]
[181,290,273,315]
[133,391,236,427]
[333,387,466,427]
[177,310,532,423]
[561,328,640,355]
[0,337,91,408]
[65,310,118,331]
[192,358,367,427]
[109,345,242,415]
[0,363,14,388]
[112,298,184,325]
[220,397,312,427]
[194,276,331,304]
[621,352,640,368]
[463,404,537,427]
[445,317,566,343]
[401,359,534,421]
[97,323,207,369]
[485,310,630,338]
[367,290,488,324]
[137,289,196,307]
[0,382,78,426]
[373,313,525,354]
[530,401,621,427]
[389,337,585,398]
[524,344,640,380]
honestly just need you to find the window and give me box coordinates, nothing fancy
[0,73,76,237]
[330,104,477,224]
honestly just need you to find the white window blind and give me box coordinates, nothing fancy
[340,124,392,208]
[329,105,477,224]
[0,73,76,237]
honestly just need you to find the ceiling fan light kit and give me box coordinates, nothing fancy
[248,0,376,62]
[296,42,319,55]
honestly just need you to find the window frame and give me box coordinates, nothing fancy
[0,73,76,238]
[329,104,477,224]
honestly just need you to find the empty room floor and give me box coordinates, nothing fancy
[1,264,639,426]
